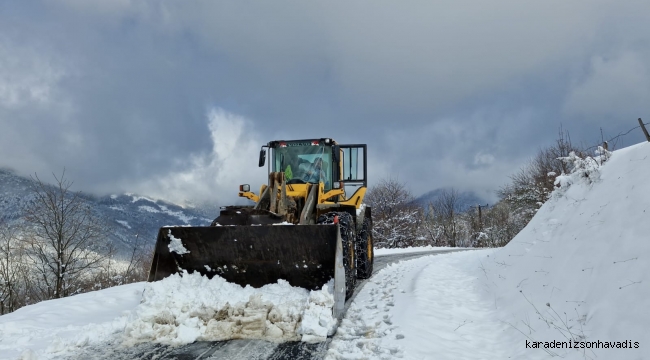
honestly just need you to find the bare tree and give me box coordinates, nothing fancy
[436,189,461,246]
[423,188,467,247]
[365,178,421,248]
[88,233,152,291]
[0,219,27,314]
[23,170,105,299]
[127,234,154,283]
[123,234,144,282]
[498,127,583,224]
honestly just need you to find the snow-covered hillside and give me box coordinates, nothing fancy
[477,141,650,359]
[0,141,648,360]
[0,169,213,257]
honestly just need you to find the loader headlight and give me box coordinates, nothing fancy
[333,182,341,189]
[239,184,250,192]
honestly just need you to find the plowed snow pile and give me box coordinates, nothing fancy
[0,273,336,359]
[125,272,336,345]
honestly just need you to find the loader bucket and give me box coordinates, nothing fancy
[148,225,342,291]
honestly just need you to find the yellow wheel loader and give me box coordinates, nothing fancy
[148,138,373,318]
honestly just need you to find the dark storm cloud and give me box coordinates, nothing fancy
[1,0,650,205]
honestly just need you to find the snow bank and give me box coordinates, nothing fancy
[476,142,650,359]
[0,273,338,359]
[124,272,337,346]
[0,283,145,360]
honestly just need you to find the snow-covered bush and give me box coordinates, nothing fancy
[553,146,611,195]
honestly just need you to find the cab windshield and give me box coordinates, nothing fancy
[272,143,332,190]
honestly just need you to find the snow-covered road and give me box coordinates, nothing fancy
[327,249,512,359]
[54,249,473,360]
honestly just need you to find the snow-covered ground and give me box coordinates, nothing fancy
[0,283,144,359]
[1,141,649,359]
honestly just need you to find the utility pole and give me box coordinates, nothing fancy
[470,204,489,247]
[475,204,489,229]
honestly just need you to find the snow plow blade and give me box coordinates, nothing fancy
[147,225,344,292]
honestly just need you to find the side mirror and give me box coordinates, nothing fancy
[332,145,339,162]
[258,148,266,167]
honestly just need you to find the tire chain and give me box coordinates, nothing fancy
[355,217,373,279]
[317,211,356,298]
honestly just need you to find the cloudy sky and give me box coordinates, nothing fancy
[2,0,650,206]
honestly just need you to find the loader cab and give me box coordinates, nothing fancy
[338,144,368,197]
[266,139,335,191]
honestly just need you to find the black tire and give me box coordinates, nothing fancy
[317,211,356,299]
[355,217,374,279]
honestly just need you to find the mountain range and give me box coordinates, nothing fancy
[0,168,214,259]
[413,188,491,212]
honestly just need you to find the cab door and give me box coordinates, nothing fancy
[339,144,367,196]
